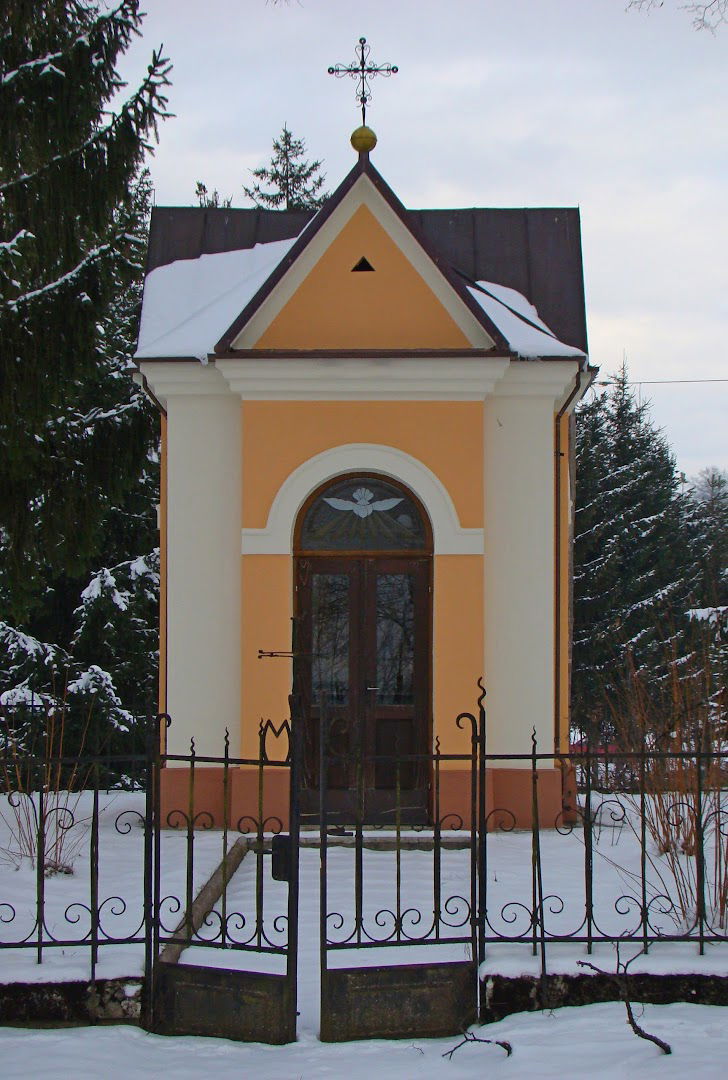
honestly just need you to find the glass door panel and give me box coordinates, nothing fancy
[375,572,415,706]
[311,574,350,705]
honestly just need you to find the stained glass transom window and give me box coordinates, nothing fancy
[299,477,428,551]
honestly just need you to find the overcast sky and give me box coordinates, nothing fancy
[119,0,727,478]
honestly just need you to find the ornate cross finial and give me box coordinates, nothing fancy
[328,37,398,127]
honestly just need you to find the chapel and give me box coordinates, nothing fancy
[133,122,593,828]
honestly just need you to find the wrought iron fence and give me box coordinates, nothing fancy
[152,716,299,966]
[0,703,300,994]
[0,700,154,983]
[1,695,726,1001]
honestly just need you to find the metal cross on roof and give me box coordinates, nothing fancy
[328,37,398,126]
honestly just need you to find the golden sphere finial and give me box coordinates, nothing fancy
[351,125,377,154]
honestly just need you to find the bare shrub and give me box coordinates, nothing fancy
[605,637,727,931]
[0,695,94,874]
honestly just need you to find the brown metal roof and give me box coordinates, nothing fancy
[146,183,588,354]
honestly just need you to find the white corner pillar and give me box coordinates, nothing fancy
[483,363,578,759]
[149,364,242,757]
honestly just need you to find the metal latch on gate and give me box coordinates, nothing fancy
[271,834,292,882]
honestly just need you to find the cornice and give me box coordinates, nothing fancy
[215,355,510,400]
[138,361,230,404]
[491,361,581,401]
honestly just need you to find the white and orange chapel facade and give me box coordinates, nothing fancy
[134,134,593,828]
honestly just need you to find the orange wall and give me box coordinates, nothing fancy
[433,555,484,758]
[241,400,483,531]
[254,205,471,351]
[241,555,292,758]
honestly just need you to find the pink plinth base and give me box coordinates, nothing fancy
[159,766,566,831]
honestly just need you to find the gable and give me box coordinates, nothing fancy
[250,204,473,351]
[222,163,502,353]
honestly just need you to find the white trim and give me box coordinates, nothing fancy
[138,361,230,407]
[231,174,494,351]
[217,355,510,400]
[492,360,581,401]
[241,443,484,556]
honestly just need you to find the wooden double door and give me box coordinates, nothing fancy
[295,555,431,824]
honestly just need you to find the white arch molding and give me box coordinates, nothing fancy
[241,444,484,556]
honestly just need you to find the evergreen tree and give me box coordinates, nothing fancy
[685,468,728,730]
[0,0,171,619]
[0,6,165,753]
[689,468,728,610]
[0,162,160,753]
[194,181,232,209]
[572,367,697,739]
[243,124,327,210]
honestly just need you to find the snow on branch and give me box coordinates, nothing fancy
[0,2,135,87]
[0,48,172,196]
[2,240,114,311]
[0,229,34,256]
[687,606,728,629]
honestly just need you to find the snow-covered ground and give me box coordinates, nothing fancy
[1,791,728,1074]
[1,1002,727,1078]
[0,791,224,982]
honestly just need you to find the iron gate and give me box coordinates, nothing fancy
[147,712,302,1044]
[144,689,485,1044]
[317,691,486,1041]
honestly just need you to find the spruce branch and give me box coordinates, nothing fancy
[0,47,172,195]
[0,1,139,87]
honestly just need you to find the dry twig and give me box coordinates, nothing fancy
[442,1030,513,1060]
[577,946,672,1055]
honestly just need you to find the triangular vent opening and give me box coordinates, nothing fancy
[351,256,375,272]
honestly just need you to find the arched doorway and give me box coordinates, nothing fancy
[294,474,433,824]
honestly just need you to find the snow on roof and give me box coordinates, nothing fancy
[135,237,298,360]
[468,281,585,358]
[135,236,585,361]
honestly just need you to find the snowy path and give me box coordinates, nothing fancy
[1,1001,727,1078]
[184,845,473,1034]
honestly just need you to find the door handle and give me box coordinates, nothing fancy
[366,686,379,691]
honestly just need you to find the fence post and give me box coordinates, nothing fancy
[319,693,329,1009]
[255,723,265,949]
[477,680,487,972]
[89,715,100,986]
[221,728,230,949]
[142,712,157,1029]
[287,698,301,1020]
[530,728,546,979]
[467,702,477,970]
[696,734,706,954]
[185,737,196,945]
[639,739,649,953]
[433,736,442,942]
[35,725,46,966]
[583,736,594,955]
